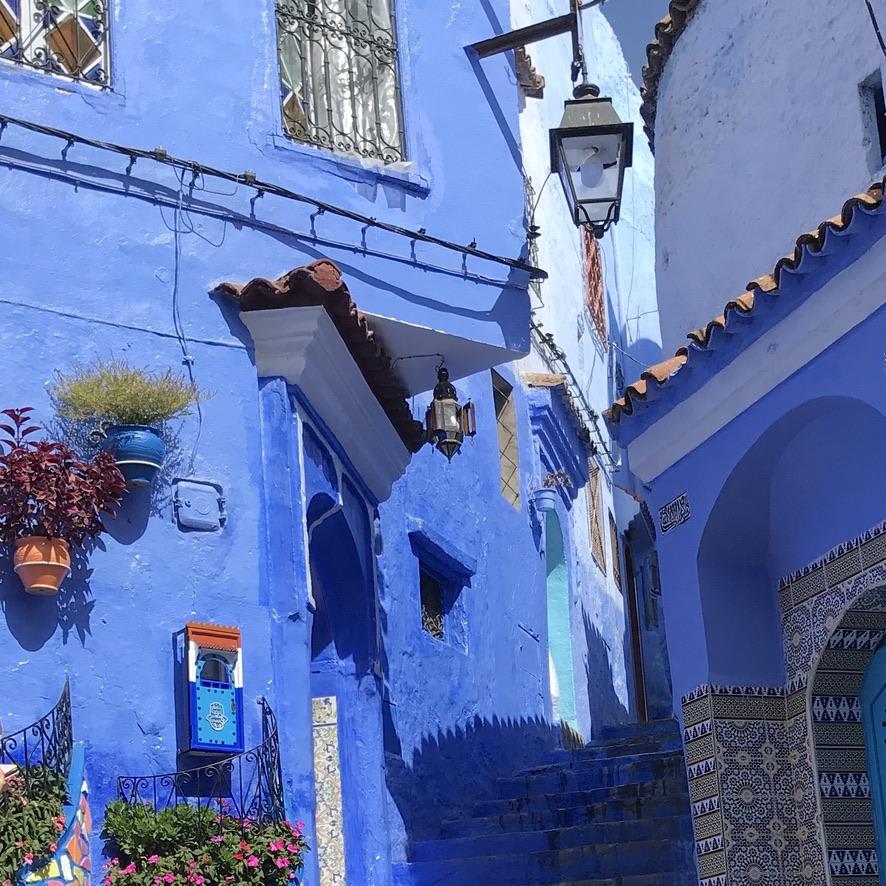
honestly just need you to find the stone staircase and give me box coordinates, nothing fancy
[393,719,698,886]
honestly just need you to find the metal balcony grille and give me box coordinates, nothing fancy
[276,0,405,164]
[0,0,108,85]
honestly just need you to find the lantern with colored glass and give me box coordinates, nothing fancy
[425,366,476,461]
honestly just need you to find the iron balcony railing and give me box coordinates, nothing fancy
[0,678,74,789]
[117,698,285,826]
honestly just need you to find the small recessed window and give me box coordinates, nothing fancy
[420,567,445,641]
[860,70,886,173]
[492,370,521,508]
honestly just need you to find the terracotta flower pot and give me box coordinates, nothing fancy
[13,536,71,595]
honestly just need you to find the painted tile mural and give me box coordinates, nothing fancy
[682,520,886,885]
[25,777,91,886]
[312,695,346,886]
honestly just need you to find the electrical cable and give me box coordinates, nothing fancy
[866,0,886,59]
[0,112,546,280]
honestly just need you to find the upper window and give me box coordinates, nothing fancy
[492,370,520,509]
[860,69,886,174]
[276,0,406,164]
[583,227,606,340]
[0,0,109,85]
[608,510,622,592]
[587,460,606,572]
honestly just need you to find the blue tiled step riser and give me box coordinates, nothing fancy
[441,793,692,838]
[497,755,687,797]
[411,813,694,862]
[474,774,689,817]
[598,719,681,741]
[394,837,696,885]
[537,735,684,766]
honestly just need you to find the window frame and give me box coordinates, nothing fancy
[492,369,521,509]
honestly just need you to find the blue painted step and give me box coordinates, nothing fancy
[394,836,695,885]
[411,813,694,862]
[394,720,697,886]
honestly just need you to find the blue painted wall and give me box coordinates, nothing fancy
[0,0,580,881]
[643,299,886,706]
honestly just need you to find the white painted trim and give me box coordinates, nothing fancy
[241,306,411,503]
[627,235,886,483]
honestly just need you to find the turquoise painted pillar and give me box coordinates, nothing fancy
[545,512,577,729]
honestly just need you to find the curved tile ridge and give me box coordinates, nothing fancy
[640,0,703,153]
[218,259,425,453]
[606,179,886,426]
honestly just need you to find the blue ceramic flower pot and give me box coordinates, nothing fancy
[102,425,166,489]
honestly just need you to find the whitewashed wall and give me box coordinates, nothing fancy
[655,0,886,352]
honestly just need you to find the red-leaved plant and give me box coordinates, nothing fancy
[0,408,126,545]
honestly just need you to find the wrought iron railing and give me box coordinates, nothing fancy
[0,679,74,788]
[117,699,285,825]
[0,0,109,86]
[275,0,405,163]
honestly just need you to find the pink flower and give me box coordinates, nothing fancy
[49,842,57,853]
[275,857,288,869]
[269,839,285,852]
[148,855,160,864]
[210,836,224,844]
[286,843,300,853]
[23,853,33,865]
[246,856,260,868]
[123,864,136,874]
[163,873,176,883]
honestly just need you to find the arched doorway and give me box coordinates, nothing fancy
[861,638,886,870]
[545,511,577,730]
[307,479,387,886]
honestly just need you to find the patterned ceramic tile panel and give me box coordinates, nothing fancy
[25,777,91,885]
[312,696,346,886]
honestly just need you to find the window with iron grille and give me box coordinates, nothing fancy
[492,370,520,508]
[608,510,622,592]
[0,0,109,85]
[583,227,606,339]
[275,0,406,164]
[587,461,605,572]
[420,567,445,641]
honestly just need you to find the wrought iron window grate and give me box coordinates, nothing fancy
[0,679,74,791]
[276,0,405,164]
[117,698,285,830]
[0,0,109,85]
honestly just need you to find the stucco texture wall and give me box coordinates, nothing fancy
[654,0,886,352]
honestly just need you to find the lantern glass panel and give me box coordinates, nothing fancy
[555,131,623,226]
[433,398,461,432]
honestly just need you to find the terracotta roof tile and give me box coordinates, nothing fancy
[218,260,425,453]
[640,0,702,152]
[607,180,886,426]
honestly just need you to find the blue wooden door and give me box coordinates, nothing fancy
[194,654,239,749]
[861,642,886,867]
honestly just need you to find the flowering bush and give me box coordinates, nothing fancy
[102,801,309,886]
[0,408,126,545]
[0,767,68,884]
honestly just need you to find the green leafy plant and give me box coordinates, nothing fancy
[0,767,68,883]
[51,359,205,428]
[102,801,309,886]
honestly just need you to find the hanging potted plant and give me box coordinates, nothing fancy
[532,469,572,512]
[51,359,205,489]
[0,408,126,595]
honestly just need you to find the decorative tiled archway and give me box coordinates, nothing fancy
[683,520,886,886]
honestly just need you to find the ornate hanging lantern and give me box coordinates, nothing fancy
[425,366,476,461]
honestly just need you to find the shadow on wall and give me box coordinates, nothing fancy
[582,608,630,739]
[383,707,566,845]
[0,543,98,650]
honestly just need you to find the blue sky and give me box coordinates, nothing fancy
[601,1,672,86]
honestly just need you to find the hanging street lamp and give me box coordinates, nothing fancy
[425,366,476,461]
[549,82,633,236]
[468,0,632,238]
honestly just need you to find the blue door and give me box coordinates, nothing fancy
[860,642,886,866]
[193,653,240,750]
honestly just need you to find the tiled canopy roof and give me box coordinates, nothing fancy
[606,180,886,426]
[218,260,425,453]
[522,372,591,443]
[640,0,702,152]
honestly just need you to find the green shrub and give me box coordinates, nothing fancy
[0,766,68,882]
[51,360,205,427]
[102,800,309,886]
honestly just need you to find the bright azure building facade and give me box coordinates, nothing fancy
[0,1,669,885]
